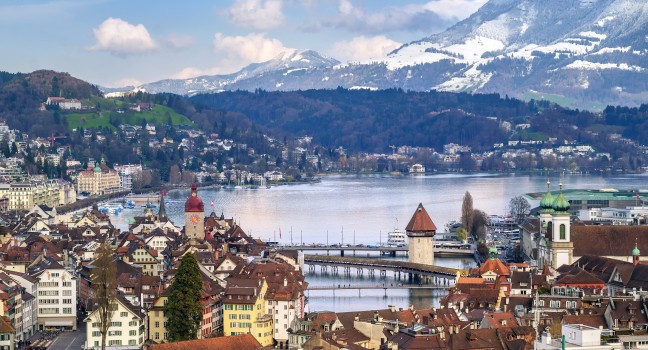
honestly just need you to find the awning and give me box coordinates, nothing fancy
[44,321,73,327]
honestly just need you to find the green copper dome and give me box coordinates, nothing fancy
[632,244,640,256]
[552,193,570,212]
[488,246,498,259]
[552,182,570,213]
[93,162,101,173]
[540,192,555,210]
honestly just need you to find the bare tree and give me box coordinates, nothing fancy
[169,164,181,184]
[472,209,489,240]
[92,242,117,350]
[461,191,474,234]
[508,195,531,224]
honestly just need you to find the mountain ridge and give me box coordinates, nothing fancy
[112,0,648,110]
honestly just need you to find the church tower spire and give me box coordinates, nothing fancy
[158,192,167,219]
[633,238,641,267]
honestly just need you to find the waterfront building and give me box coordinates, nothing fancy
[75,159,120,196]
[0,180,61,211]
[408,163,425,173]
[85,294,146,349]
[184,184,205,241]
[581,206,648,225]
[222,277,273,347]
[525,188,646,212]
[114,164,142,192]
[406,203,437,266]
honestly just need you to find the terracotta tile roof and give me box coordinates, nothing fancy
[571,255,626,283]
[0,316,14,333]
[571,225,648,257]
[405,203,437,233]
[149,333,262,350]
[562,314,606,328]
[457,277,485,285]
[388,330,448,349]
[481,312,519,329]
[479,258,510,277]
[554,267,606,287]
[447,329,503,350]
[320,328,370,348]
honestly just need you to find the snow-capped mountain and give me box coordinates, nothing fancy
[127,0,648,109]
[134,49,340,95]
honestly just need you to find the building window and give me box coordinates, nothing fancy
[121,312,128,317]
[155,333,159,340]
[559,224,566,240]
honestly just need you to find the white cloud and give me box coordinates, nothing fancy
[171,67,222,79]
[320,0,487,34]
[173,32,293,79]
[419,0,488,21]
[105,77,142,88]
[163,34,195,49]
[213,32,292,72]
[89,17,158,56]
[228,0,285,30]
[331,35,401,62]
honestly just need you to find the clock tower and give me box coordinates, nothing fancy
[184,183,205,240]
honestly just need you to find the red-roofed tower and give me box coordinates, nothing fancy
[406,203,437,266]
[185,183,205,240]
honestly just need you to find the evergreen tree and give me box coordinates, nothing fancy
[165,253,202,341]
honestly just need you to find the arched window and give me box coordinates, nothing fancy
[560,224,566,240]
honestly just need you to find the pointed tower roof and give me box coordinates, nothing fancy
[158,192,167,219]
[405,203,437,237]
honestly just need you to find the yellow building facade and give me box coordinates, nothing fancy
[223,279,273,347]
[76,161,120,196]
[148,295,169,343]
[0,180,62,210]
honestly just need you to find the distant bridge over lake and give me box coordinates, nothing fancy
[303,254,467,283]
[278,244,473,257]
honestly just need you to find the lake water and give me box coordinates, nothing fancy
[113,172,648,312]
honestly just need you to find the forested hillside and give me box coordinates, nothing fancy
[191,89,543,153]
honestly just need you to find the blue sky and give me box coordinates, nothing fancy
[0,0,487,87]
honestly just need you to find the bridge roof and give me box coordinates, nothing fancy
[405,203,437,233]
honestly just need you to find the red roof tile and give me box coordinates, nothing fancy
[405,203,437,233]
[149,334,262,350]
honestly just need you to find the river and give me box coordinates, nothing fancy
[112,172,648,312]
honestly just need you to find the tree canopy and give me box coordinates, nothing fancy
[165,253,203,342]
[509,196,531,224]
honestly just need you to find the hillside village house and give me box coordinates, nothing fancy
[44,97,81,110]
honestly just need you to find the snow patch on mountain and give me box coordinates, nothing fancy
[564,60,645,71]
